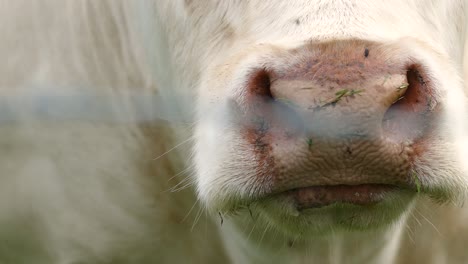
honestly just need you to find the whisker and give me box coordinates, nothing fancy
[182,199,199,223]
[258,223,271,247]
[167,165,194,182]
[404,223,416,244]
[410,211,422,227]
[246,219,259,242]
[414,209,441,236]
[168,178,195,193]
[191,204,205,232]
[161,174,195,193]
[152,137,193,161]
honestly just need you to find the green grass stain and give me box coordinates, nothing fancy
[413,173,422,193]
[397,83,409,90]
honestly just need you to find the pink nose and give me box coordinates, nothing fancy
[241,40,436,142]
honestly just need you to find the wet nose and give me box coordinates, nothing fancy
[244,40,433,141]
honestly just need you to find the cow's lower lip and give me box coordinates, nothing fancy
[286,184,398,210]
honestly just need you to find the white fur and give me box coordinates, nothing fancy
[2,0,468,263]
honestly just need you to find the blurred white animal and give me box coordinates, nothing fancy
[1,1,468,263]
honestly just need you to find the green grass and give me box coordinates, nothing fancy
[397,83,409,90]
[319,89,364,107]
[413,172,422,193]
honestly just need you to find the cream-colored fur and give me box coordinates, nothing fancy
[0,1,226,263]
[1,1,468,263]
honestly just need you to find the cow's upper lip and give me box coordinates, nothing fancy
[279,183,402,210]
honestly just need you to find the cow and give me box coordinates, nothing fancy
[1,0,468,263]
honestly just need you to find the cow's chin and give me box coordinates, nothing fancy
[200,176,417,236]
[245,189,416,236]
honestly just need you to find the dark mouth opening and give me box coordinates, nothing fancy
[287,184,398,210]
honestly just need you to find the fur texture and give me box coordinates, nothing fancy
[2,1,468,263]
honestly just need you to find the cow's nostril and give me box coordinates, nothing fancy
[382,66,435,142]
[248,69,273,99]
[392,68,426,110]
[241,68,305,138]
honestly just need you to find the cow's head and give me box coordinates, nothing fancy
[154,0,468,237]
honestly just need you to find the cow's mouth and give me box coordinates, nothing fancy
[246,181,415,235]
[284,184,398,210]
